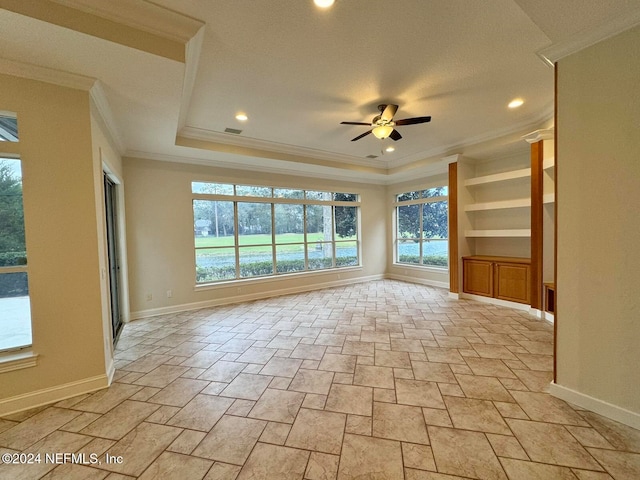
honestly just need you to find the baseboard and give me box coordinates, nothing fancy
[0,374,110,416]
[459,293,531,312]
[448,292,460,299]
[384,273,449,290]
[548,382,640,430]
[544,312,555,324]
[130,274,386,320]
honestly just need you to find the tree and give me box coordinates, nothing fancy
[0,160,26,257]
[334,193,357,238]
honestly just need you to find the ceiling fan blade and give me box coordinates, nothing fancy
[389,129,402,141]
[394,116,432,126]
[381,104,398,122]
[351,130,372,141]
[341,121,372,126]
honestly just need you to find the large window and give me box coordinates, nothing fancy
[193,183,359,284]
[395,186,448,268]
[1,115,32,352]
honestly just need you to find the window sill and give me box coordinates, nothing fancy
[393,263,449,274]
[195,265,363,291]
[0,349,39,373]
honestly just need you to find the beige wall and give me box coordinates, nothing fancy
[556,26,640,416]
[123,158,387,316]
[0,75,109,405]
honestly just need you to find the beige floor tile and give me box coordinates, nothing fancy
[134,365,189,388]
[236,442,310,480]
[260,357,303,377]
[167,429,207,454]
[60,412,102,432]
[204,462,241,480]
[40,464,110,479]
[286,408,346,454]
[167,394,234,431]
[434,335,472,349]
[402,442,437,471]
[396,379,445,409]
[424,347,466,364]
[146,405,181,424]
[198,360,246,382]
[290,344,327,360]
[193,415,267,464]
[341,341,374,356]
[500,458,578,479]
[302,393,328,410]
[248,388,305,423]
[587,448,640,479]
[516,353,553,371]
[68,384,142,414]
[580,411,640,453]
[375,350,412,368]
[444,396,510,435]
[508,419,604,470]
[259,422,291,445]
[227,399,256,416]
[511,391,589,426]
[315,334,346,347]
[352,365,395,389]
[147,378,209,407]
[422,408,453,428]
[390,339,425,352]
[180,350,226,368]
[472,344,518,360]
[565,426,615,449]
[337,434,403,480]
[429,426,507,480]
[235,347,277,364]
[289,369,334,394]
[571,470,614,480]
[345,415,371,436]
[137,451,213,480]
[373,388,396,403]
[80,400,159,440]
[325,384,373,416]
[465,357,516,379]
[220,373,273,400]
[318,354,357,373]
[511,369,553,392]
[486,433,529,460]
[412,361,457,383]
[305,452,339,480]
[0,407,82,450]
[455,374,514,402]
[94,422,182,477]
[122,354,174,373]
[372,402,429,444]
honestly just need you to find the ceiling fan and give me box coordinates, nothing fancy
[340,104,431,142]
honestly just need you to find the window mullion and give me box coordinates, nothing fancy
[233,201,240,279]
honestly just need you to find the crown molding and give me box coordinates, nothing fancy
[522,128,554,144]
[0,57,96,91]
[51,0,204,44]
[178,126,388,169]
[538,9,640,65]
[124,149,390,185]
[90,81,126,154]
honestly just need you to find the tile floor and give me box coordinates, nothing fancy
[1,280,639,479]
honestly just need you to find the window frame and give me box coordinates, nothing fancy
[393,187,449,270]
[192,184,361,286]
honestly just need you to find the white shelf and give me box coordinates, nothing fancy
[465,198,531,212]
[543,193,555,204]
[465,229,531,238]
[543,156,555,170]
[464,168,531,187]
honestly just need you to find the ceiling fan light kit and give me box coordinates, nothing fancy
[340,104,431,143]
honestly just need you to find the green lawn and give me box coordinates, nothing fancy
[195,233,357,254]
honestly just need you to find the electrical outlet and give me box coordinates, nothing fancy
[166,290,172,298]
[145,293,152,301]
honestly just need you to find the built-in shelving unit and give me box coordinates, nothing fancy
[463,168,531,186]
[465,229,531,237]
[464,198,530,211]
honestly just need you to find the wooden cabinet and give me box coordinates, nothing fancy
[463,256,531,305]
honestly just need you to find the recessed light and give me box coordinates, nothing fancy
[508,98,524,109]
[314,0,335,8]
[385,146,395,152]
[235,113,248,121]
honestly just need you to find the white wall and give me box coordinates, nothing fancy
[554,25,640,424]
[123,157,387,317]
[0,75,110,413]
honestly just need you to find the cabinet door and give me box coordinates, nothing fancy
[494,262,530,304]
[463,259,493,297]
